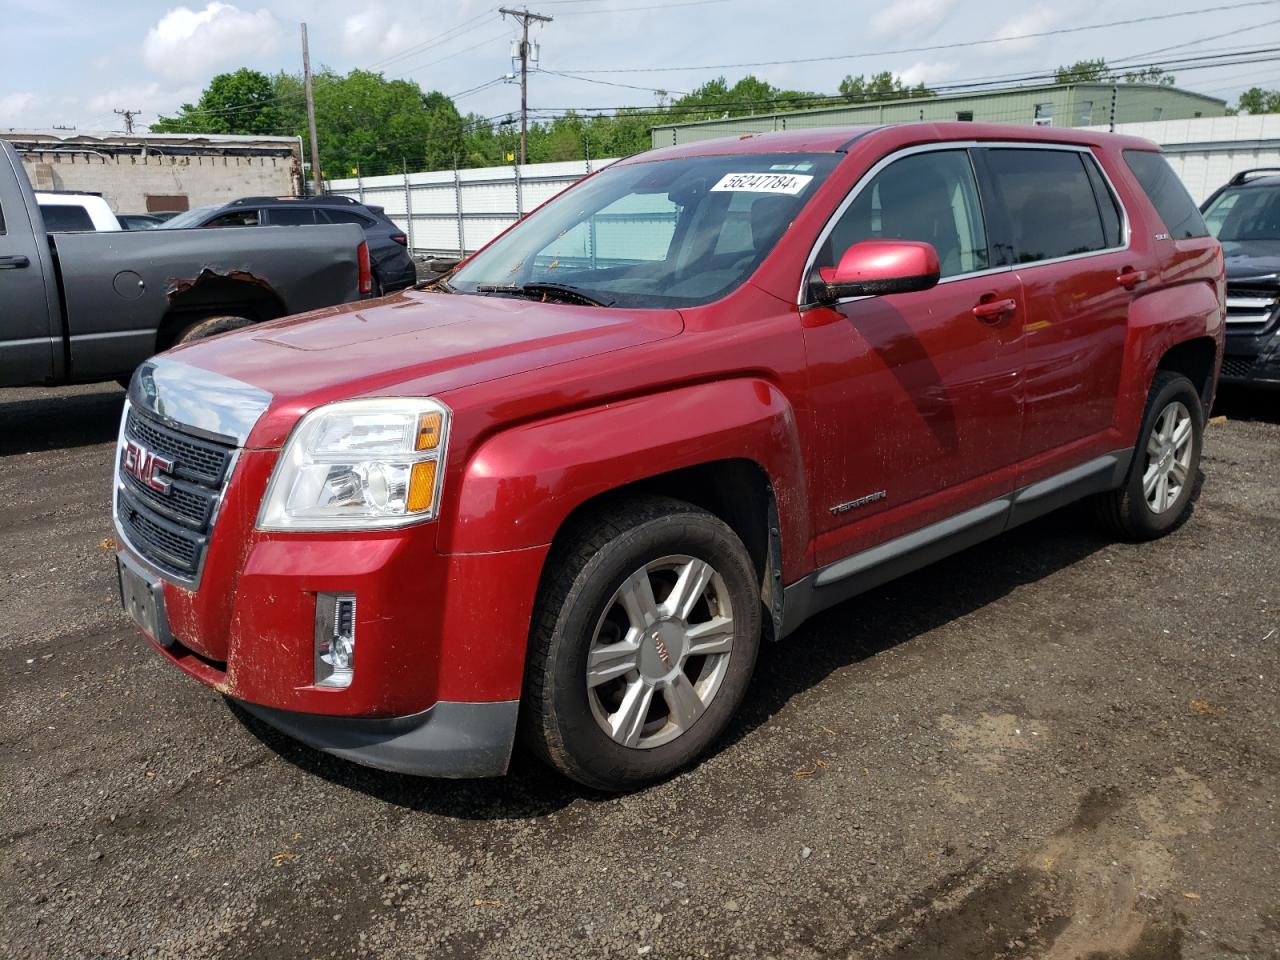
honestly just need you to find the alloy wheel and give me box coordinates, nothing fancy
[1143,400,1194,514]
[585,555,735,750]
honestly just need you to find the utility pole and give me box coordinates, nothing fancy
[499,7,551,165]
[114,109,142,134]
[301,22,323,196]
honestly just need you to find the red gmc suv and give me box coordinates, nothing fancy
[113,123,1225,791]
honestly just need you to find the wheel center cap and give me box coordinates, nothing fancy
[638,619,684,678]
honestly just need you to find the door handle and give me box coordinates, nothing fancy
[0,255,30,270]
[972,297,1017,323]
[1116,268,1147,290]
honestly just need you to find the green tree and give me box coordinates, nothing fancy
[1054,58,1176,87]
[1121,66,1176,87]
[1055,59,1109,84]
[1235,87,1280,114]
[152,68,282,135]
[839,71,933,102]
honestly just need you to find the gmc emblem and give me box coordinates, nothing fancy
[123,439,174,495]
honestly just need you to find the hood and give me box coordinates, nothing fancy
[167,289,684,447]
[1221,239,1280,283]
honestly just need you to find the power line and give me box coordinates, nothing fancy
[555,0,730,12]
[364,10,500,70]
[535,67,687,96]
[556,0,1280,73]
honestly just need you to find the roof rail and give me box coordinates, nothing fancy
[227,194,363,206]
[1228,167,1280,185]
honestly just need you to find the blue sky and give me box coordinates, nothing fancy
[1,0,1277,133]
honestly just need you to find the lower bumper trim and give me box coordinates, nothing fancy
[237,698,520,778]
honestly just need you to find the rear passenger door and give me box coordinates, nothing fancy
[977,146,1142,477]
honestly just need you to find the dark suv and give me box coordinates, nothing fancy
[161,195,417,294]
[1201,168,1280,388]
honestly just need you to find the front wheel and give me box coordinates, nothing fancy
[1094,371,1203,540]
[173,314,255,346]
[522,497,761,791]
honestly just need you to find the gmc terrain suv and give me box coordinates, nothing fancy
[113,123,1225,791]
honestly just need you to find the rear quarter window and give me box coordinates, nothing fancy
[1123,150,1209,239]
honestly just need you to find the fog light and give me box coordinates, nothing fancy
[315,593,356,688]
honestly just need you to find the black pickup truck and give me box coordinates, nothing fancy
[0,140,371,388]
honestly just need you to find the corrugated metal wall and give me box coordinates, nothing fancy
[647,84,1226,147]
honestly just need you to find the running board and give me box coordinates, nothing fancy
[779,451,1131,638]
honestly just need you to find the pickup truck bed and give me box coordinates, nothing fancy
[0,140,368,387]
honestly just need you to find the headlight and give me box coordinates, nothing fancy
[258,397,449,531]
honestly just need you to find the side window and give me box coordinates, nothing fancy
[268,207,317,225]
[1082,155,1124,248]
[985,149,1109,263]
[319,208,374,227]
[39,204,95,232]
[1123,151,1208,239]
[818,149,989,282]
[206,210,260,227]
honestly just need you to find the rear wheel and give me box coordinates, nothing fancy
[522,497,761,791]
[172,314,254,346]
[1094,371,1203,540]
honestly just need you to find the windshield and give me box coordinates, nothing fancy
[450,152,842,308]
[1202,185,1280,242]
[159,204,220,229]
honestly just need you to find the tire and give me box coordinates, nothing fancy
[173,314,255,346]
[1094,371,1203,541]
[522,496,761,791]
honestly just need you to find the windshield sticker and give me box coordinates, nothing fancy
[710,172,814,195]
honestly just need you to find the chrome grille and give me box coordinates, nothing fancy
[1224,283,1279,334]
[116,406,234,581]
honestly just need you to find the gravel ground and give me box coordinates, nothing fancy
[1,382,1277,960]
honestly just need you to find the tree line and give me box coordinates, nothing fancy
[152,64,1279,180]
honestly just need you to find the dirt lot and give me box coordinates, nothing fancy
[0,383,1277,960]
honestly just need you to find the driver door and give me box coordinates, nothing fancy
[800,147,1025,567]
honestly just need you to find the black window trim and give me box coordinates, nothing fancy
[799,140,1132,307]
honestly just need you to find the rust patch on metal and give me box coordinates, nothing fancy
[166,267,276,302]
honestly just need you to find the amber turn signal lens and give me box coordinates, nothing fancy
[406,460,437,513]
[415,412,443,450]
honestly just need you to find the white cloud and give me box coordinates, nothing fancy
[990,6,1060,53]
[342,1,433,60]
[898,61,956,86]
[86,82,202,120]
[869,0,957,40]
[142,3,284,80]
[0,92,45,126]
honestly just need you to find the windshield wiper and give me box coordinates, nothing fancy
[475,282,614,308]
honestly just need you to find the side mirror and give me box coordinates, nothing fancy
[817,240,941,301]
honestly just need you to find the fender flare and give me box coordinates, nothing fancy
[1114,278,1222,440]
[438,377,810,578]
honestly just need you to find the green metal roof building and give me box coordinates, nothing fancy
[649,82,1226,147]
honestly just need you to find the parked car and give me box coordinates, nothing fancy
[117,213,165,230]
[1200,167,1280,389]
[160,195,417,294]
[113,123,1224,791]
[0,141,373,388]
[149,210,183,222]
[36,190,120,232]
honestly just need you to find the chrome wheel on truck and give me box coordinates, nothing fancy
[522,497,760,791]
[586,555,736,750]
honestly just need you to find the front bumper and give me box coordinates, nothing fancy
[1221,335,1280,387]
[237,698,519,777]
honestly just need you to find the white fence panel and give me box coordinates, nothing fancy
[328,157,617,256]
